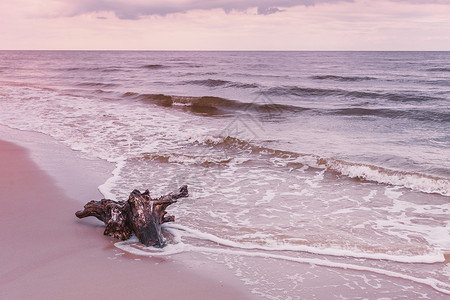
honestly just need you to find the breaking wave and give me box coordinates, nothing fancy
[136,153,233,167]
[121,88,446,121]
[194,135,450,196]
[318,158,450,196]
[122,92,308,115]
[122,90,448,122]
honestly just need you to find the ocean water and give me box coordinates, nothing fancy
[0,51,449,299]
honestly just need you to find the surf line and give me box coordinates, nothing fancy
[114,239,450,296]
[194,246,450,296]
[114,225,450,296]
[165,224,445,264]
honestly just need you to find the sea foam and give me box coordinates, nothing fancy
[114,224,450,295]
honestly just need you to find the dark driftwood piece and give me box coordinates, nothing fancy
[75,185,188,247]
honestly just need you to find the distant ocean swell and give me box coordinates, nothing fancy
[142,64,167,69]
[262,86,442,103]
[177,78,444,103]
[310,75,377,82]
[61,63,450,73]
[76,82,118,88]
[63,63,206,72]
[331,107,449,122]
[64,67,124,72]
[426,67,450,72]
[182,79,259,89]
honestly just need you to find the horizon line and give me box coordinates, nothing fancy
[1,49,449,52]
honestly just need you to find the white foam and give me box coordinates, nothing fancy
[190,246,450,296]
[363,190,378,202]
[98,157,127,200]
[164,224,445,264]
[373,199,450,250]
[115,240,188,257]
[384,186,403,200]
[256,189,276,205]
[188,134,223,145]
[0,85,213,201]
[323,159,450,196]
[304,170,325,188]
[114,225,450,296]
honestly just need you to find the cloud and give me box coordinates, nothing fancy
[61,0,352,19]
[257,7,285,15]
[54,0,450,20]
[393,0,450,3]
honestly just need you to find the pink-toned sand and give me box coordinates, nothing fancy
[0,140,255,299]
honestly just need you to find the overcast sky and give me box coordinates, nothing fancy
[1,0,449,50]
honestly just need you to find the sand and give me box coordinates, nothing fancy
[0,139,256,300]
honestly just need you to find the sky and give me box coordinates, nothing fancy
[0,0,449,50]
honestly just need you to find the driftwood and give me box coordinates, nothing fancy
[76,185,188,247]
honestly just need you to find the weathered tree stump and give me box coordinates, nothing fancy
[75,185,188,247]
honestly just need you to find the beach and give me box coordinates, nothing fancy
[0,50,449,299]
[0,135,256,300]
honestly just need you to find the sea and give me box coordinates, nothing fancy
[0,51,449,299]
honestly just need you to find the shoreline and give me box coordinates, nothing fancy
[0,131,256,299]
[0,124,114,202]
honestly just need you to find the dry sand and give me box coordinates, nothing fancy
[0,139,255,299]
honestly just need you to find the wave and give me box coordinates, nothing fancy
[92,89,112,94]
[264,86,339,97]
[76,82,118,88]
[186,79,229,87]
[318,158,450,196]
[115,224,450,295]
[263,86,441,103]
[65,67,122,72]
[142,64,167,69]
[184,79,259,89]
[122,88,444,121]
[423,79,450,87]
[138,153,233,167]
[171,62,203,68]
[121,89,446,123]
[166,224,446,263]
[123,92,174,107]
[329,108,450,122]
[194,135,450,196]
[115,226,439,264]
[122,92,309,115]
[311,75,376,82]
[65,67,85,71]
[427,67,450,72]
[65,65,167,72]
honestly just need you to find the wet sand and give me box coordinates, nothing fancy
[0,139,255,299]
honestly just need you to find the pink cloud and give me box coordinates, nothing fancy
[49,0,353,19]
[1,0,449,50]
